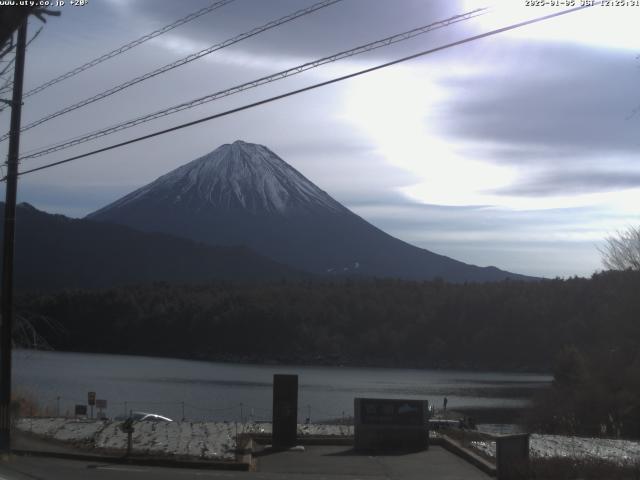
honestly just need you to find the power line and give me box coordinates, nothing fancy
[0,76,12,97]
[11,3,597,180]
[0,0,342,143]
[20,8,486,160]
[0,25,42,109]
[21,0,235,100]
[0,55,16,80]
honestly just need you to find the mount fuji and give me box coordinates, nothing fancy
[88,140,528,282]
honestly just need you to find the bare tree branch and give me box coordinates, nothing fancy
[599,226,640,271]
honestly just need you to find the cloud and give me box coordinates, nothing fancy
[117,0,466,59]
[438,41,640,159]
[491,170,640,197]
[338,38,640,209]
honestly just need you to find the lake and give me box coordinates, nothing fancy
[13,349,550,426]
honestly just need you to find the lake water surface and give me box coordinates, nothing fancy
[13,350,550,425]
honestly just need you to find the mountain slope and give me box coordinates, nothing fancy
[88,140,530,282]
[3,202,303,291]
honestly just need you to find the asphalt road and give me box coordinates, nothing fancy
[0,446,490,480]
[0,456,249,480]
[255,445,490,480]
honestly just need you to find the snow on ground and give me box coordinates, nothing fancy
[471,434,640,466]
[19,417,638,465]
[16,418,353,461]
[299,423,353,436]
[16,418,104,443]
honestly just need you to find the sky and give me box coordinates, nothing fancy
[1,0,639,278]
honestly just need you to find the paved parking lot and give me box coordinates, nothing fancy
[256,445,491,479]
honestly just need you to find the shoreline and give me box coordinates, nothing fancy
[14,347,554,376]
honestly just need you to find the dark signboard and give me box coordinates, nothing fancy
[75,405,87,416]
[497,434,530,480]
[96,399,107,409]
[354,398,429,452]
[272,374,298,448]
[87,391,96,406]
[360,399,424,425]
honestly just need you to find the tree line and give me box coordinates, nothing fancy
[16,270,639,372]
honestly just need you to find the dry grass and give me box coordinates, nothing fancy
[10,389,52,418]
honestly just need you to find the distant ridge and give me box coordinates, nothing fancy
[88,140,532,282]
[3,202,303,291]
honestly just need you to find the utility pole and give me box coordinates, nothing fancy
[0,20,28,453]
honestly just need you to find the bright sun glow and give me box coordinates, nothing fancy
[342,64,640,213]
[463,0,640,51]
[342,67,517,206]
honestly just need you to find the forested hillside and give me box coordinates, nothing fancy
[17,270,640,372]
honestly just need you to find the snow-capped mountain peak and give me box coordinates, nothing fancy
[97,140,344,216]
